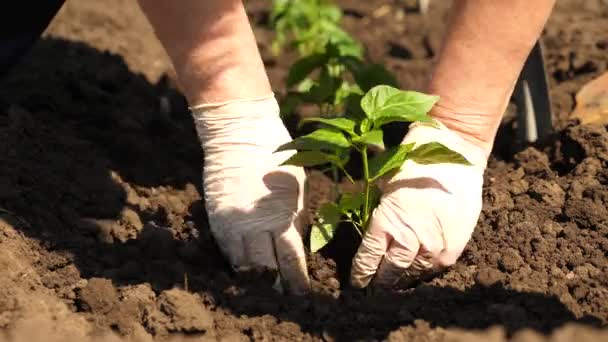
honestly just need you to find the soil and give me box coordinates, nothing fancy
[0,0,607,341]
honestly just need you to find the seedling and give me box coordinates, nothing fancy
[270,0,361,57]
[280,41,399,119]
[275,85,472,252]
[270,0,398,119]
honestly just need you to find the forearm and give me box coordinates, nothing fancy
[428,0,555,153]
[137,0,271,105]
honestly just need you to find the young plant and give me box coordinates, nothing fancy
[281,41,399,119]
[270,0,398,120]
[270,0,361,57]
[275,85,472,252]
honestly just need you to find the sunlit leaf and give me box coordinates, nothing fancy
[275,128,350,152]
[352,129,384,150]
[368,143,416,181]
[360,85,438,125]
[310,202,341,253]
[407,142,472,165]
[280,151,340,167]
[300,117,357,136]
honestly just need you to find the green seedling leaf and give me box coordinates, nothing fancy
[360,85,439,125]
[368,143,416,181]
[310,202,341,252]
[297,78,315,92]
[303,66,339,104]
[373,114,432,128]
[334,81,363,108]
[280,151,341,167]
[339,192,364,213]
[275,128,350,152]
[339,55,364,74]
[287,54,329,87]
[300,117,357,136]
[359,118,372,134]
[353,64,399,92]
[310,224,336,253]
[319,202,341,223]
[407,142,472,165]
[352,129,384,150]
[279,92,303,118]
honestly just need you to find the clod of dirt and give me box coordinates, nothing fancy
[156,289,214,334]
[77,278,119,314]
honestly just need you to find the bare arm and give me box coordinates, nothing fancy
[428,0,556,153]
[137,0,271,105]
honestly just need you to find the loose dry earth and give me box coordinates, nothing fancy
[0,0,606,341]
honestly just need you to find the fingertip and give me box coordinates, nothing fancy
[349,219,390,289]
[273,226,311,296]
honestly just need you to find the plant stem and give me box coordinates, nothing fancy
[331,165,340,200]
[361,147,370,228]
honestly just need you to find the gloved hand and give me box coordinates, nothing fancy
[350,121,488,289]
[191,96,310,294]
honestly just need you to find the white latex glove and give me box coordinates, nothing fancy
[191,96,310,294]
[350,121,488,289]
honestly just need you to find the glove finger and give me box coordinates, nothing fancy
[273,224,311,295]
[350,214,391,289]
[243,230,284,293]
[210,219,247,270]
[371,230,419,289]
[395,254,445,288]
[244,230,279,270]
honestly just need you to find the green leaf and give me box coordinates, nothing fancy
[300,117,357,136]
[360,86,439,125]
[353,64,399,92]
[297,78,315,92]
[310,224,337,253]
[338,192,364,213]
[319,202,341,224]
[280,151,340,167]
[373,114,432,127]
[304,66,339,104]
[407,142,472,165]
[287,54,328,87]
[352,129,384,150]
[339,55,364,74]
[368,143,416,181]
[334,81,363,108]
[310,202,341,253]
[359,118,372,134]
[275,128,350,152]
[279,93,303,118]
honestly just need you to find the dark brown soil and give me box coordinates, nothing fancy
[0,0,606,341]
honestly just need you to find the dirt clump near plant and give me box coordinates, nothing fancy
[0,0,606,341]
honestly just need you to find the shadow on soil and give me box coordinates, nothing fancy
[0,38,602,341]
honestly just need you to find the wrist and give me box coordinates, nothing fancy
[404,119,489,168]
[428,101,501,156]
[179,60,273,106]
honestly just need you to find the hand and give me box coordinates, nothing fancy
[350,121,488,289]
[191,96,310,294]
